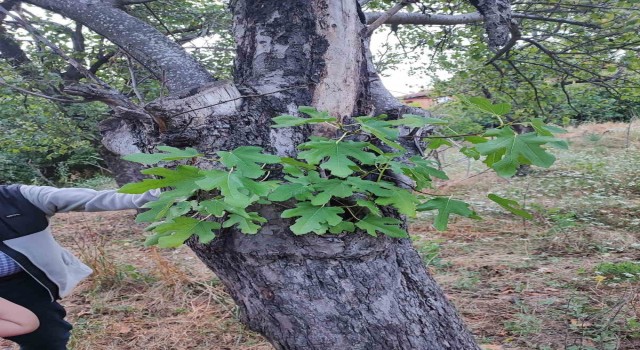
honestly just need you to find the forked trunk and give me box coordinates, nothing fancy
[184,1,479,349]
[87,0,480,348]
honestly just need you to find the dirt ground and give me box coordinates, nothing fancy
[2,122,639,350]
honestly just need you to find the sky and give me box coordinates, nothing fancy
[371,30,452,97]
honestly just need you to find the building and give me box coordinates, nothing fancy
[399,90,452,109]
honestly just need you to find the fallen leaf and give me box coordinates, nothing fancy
[113,324,132,334]
[570,319,593,328]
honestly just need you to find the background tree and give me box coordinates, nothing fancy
[366,0,639,128]
[0,0,233,184]
[0,0,630,348]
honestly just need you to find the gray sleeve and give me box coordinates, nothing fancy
[19,185,159,216]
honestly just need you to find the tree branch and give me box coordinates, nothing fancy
[0,78,80,102]
[365,11,484,26]
[469,0,513,50]
[364,11,600,28]
[515,13,599,28]
[363,0,414,38]
[64,82,166,131]
[22,0,214,92]
[486,23,521,64]
[0,5,108,86]
[506,59,544,112]
[126,55,145,103]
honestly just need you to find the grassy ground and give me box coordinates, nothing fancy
[1,122,639,350]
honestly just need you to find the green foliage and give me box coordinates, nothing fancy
[355,215,406,238]
[282,202,345,235]
[122,104,565,247]
[297,138,377,177]
[368,0,640,127]
[487,194,533,219]
[0,79,107,184]
[0,1,235,185]
[595,262,640,282]
[417,197,480,231]
[123,146,202,165]
[477,126,566,177]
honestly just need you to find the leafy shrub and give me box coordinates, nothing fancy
[0,152,39,184]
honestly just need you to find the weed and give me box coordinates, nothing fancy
[69,221,155,291]
[73,175,117,190]
[546,207,579,230]
[625,317,640,339]
[413,238,450,268]
[503,313,542,336]
[595,261,640,282]
[453,271,481,291]
[585,133,603,143]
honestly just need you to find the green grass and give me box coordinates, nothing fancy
[596,261,640,282]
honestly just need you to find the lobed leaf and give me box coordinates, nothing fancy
[123,146,201,165]
[355,215,407,238]
[417,197,480,231]
[218,146,280,179]
[281,202,344,235]
[298,138,377,178]
[476,127,564,177]
[487,194,533,219]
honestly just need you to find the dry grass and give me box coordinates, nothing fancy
[0,211,271,350]
[1,122,639,350]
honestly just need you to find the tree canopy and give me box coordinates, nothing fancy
[365,0,639,124]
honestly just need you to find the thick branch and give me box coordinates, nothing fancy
[486,23,521,64]
[365,11,484,26]
[364,11,599,28]
[22,0,214,92]
[469,0,512,49]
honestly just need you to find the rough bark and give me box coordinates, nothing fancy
[22,0,215,92]
[98,118,148,186]
[469,0,513,50]
[190,1,479,349]
[21,0,481,348]
[189,208,478,350]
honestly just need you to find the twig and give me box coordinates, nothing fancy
[363,1,415,38]
[0,6,108,88]
[0,78,80,103]
[126,55,145,103]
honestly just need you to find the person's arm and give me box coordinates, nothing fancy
[19,185,159,216]
[0,297,39,337]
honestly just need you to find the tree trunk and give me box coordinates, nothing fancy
[188,208,478,349]
[18,0,480,348]
[187,1,479,348]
